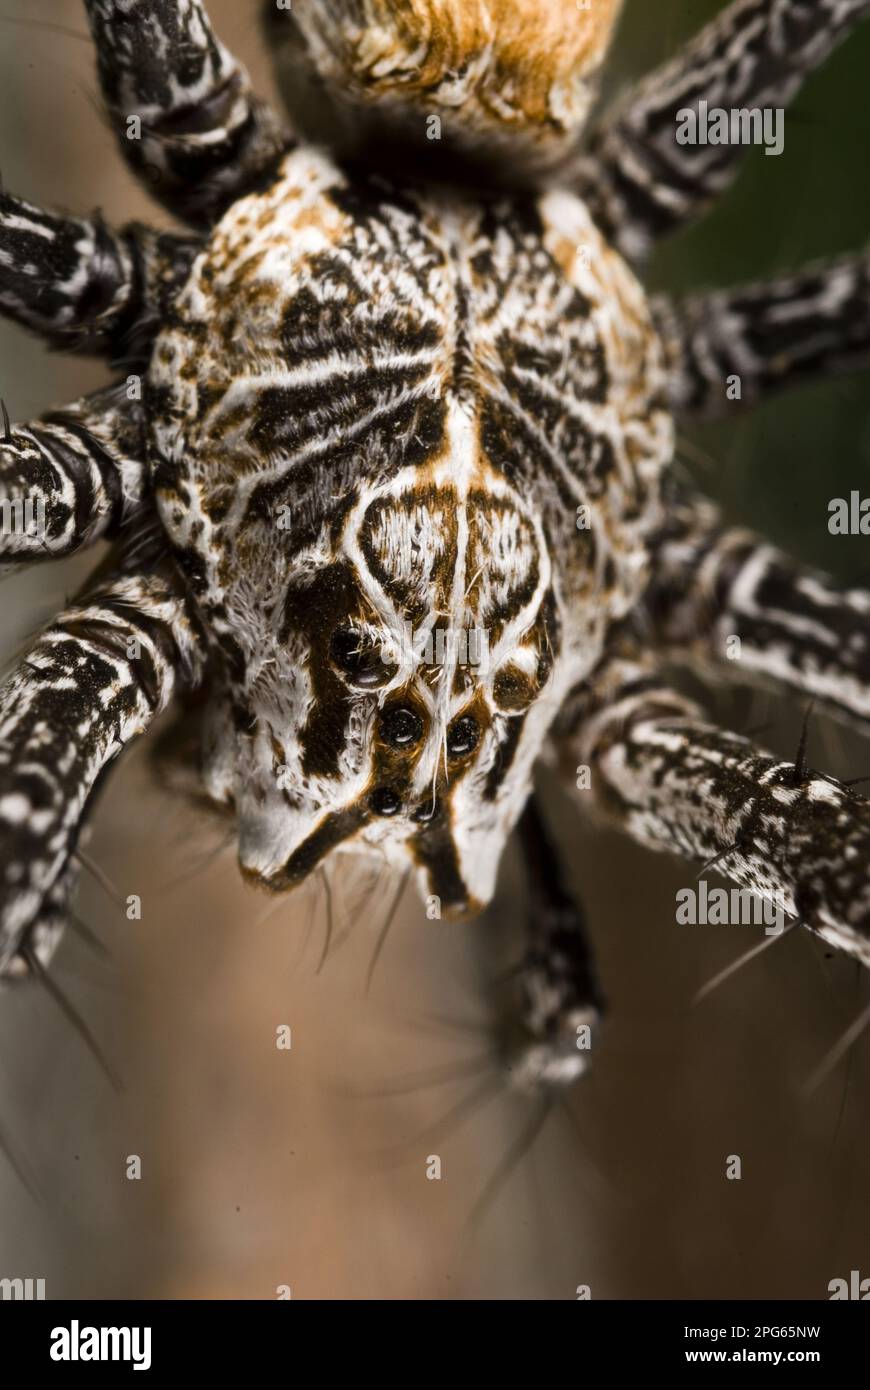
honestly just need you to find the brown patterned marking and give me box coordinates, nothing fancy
[464,489,542,640]
[361,486,458,627]
[290,0,623,134]
[411,816,476,916]
[259,803,372,889]
[280,562,363,780]
[543,227,660,411]
[484,711,529,801]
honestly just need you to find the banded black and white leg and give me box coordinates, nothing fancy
[642,199,870,737]
[575,0,870,260]
[652,253,870,415]
[507,795,605,1092]
[646,488,870,733]
[0,188,200,359]
[0,385,148,574]
[0,191,201,571]
[554,646,870,968]
[83,0,291,226]
[0,554,204,979]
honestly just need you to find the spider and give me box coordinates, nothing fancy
[2,0,870,1107]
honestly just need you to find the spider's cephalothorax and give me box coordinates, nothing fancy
[4,0,870,1092]
[150,147,668,912]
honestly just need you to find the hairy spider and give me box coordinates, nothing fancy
[3,0,870,1106]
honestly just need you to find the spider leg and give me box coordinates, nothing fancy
[652,253,870,416]
[553,642,870,969]
[0,546,204,978]
[0,189,200,359]
[575,0,870,260]
[646,487,870,731]
[83,0,291,227]
[0,384,147,575]
[506,794,605,1094]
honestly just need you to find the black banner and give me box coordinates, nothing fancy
[1,1299,867,1374]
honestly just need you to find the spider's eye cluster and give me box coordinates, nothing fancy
[329,626,395,689]
[379,705,424,748]
[446,715,479,758]
[492,660,541,713]
[369,786,402,817]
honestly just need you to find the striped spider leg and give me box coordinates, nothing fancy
[0,197,204,975]
[573,0,870,261]
[0,189,202,574]
[0,549,204,976]
[0,0,293,974]
[83,0,290,225]
[508,794,605,1092]
[553,639,870,969]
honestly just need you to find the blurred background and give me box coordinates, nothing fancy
[1,0,869,1300]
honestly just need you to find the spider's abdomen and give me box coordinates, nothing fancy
[272,1,624,180]
[147,146,671,907]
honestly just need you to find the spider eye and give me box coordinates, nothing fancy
[330,627,394,689]
[380,705,424,748]
[370,786,402,817]
[446,715,479,757]
[492,662,537,712]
